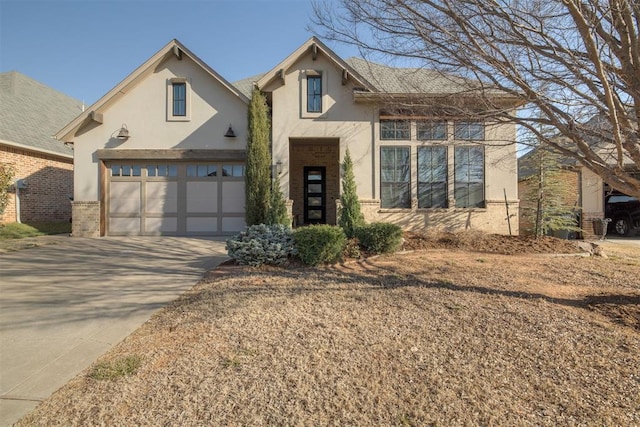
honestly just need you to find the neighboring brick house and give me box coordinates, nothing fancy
[0,71,82,223]
[55,38,521,237]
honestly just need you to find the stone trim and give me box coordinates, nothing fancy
[72,201,100,237]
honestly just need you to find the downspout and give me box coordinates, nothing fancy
[15,180,21,223]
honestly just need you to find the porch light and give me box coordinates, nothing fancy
[224,124,236,138]
[276,161,283,175]
[116,124,130,140]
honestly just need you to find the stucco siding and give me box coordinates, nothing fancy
[72,55,248,202]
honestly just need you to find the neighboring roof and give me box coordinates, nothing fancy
[0,71,82,158]
[233,73,266,99]
[55,39,250,143]
[256,37,375,92]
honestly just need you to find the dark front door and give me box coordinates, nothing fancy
[304,166,326,224]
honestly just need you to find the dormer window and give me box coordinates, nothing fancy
[167,77,191,121]
[307,76,322,112]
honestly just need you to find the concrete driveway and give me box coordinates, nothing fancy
[0,236,228,426]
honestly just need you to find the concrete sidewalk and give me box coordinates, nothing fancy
[0,236,228,426]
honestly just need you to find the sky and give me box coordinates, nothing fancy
[0,0,360,105]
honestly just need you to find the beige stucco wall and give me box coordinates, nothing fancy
[72,55,248,202]
[266,53,376,201]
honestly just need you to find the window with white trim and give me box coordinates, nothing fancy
[301,70,327,118]
[454,121,484,140]
[418,146,448,208]
[380,146,411,208]
[380,120,410,140]
[454,146,484,208]
[417,121,447,140]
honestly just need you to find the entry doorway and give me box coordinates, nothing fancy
[304,166,326,224]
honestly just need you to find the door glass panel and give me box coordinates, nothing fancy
[132,165,142,177]
[308,184,322,193]
[307,210,322,219]
[121,165,131,176]
[168,165,178,177]
[111,165,121,176]
[308,197,322,206]
[307,171,322,180]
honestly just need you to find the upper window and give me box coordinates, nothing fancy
[454,146,484,208]
[172,83,186,116]
[307,76,322,113]
[381,120,410,140]
[167,78,190,121]
[454,121,485,140]
[380,146,411,208]
[417,121,447,140]
[418,146,448,208]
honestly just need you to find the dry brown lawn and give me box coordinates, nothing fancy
[18,236,640,426]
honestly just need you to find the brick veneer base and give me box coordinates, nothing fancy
[72,201,100,237]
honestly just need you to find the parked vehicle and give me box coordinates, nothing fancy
[605,193,640,236]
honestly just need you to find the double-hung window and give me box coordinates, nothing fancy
[380,120,410,140]
[307,76,322,113]
[380,146,411,208]
[418,146,448,208]
[454,146,484,208]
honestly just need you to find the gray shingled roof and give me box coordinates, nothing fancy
[0,71,82,157]
[233,73,266,99]
[345,57,487,94]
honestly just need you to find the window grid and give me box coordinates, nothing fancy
[454,146,485,208]
[417,146,448,208]
[307,76,322,113]
[380,146,411,208]
[380,120,410,140]
[172,82,187,117]
[454,121,485,140]
[417,121,447,140]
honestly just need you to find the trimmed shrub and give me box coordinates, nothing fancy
[294,225,347,266]
[226,224,295,267]
[338,148,365,238]
[356,222,403,254]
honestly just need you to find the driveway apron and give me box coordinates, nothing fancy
[0,236,227,426]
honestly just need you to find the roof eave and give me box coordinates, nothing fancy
[0,138,73,159]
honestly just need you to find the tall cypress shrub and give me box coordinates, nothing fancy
[246,88,271,225]
[338,148,365,237]
[267,171,290,226]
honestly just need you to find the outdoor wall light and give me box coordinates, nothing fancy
[116,124,130,140]
[276,161,283,175]
[224,124,236,138]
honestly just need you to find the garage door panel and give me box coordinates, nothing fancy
[109,217,141,234]
[187,182,218,213]
[187,217,218,233]
[146,182,178,214]
[222,182,245,213]
[222,217,246,233]
[110,182,141,214]
[146,217,178,233]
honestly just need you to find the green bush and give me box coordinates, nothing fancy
[294,225,347,266]
[356,222,403,254]
[226,224,295,267]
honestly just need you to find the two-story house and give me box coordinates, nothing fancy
[55,38,521,237]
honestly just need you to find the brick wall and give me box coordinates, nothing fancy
[0,145,73,223]
[71,201,100,237]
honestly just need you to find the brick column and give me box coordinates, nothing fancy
[72,201,100,237]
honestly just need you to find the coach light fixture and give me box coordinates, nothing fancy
[224,124,236,138]
[116,124,130,140]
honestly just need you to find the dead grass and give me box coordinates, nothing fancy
[17,237,640,426]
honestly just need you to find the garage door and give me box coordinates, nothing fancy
[107,162,245,236]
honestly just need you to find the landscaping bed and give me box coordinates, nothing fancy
[18,234,640,426]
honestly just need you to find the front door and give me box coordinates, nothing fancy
[304,166,326,224]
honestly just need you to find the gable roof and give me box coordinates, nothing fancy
[55,39,250,143]
[0,71,81,158]
[255,37,376,92]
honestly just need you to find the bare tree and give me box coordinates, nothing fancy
[312,0,640,197]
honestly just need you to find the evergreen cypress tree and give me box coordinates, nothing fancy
[245,88,271,225]
[266,171,290,226]
[338,148,365,237]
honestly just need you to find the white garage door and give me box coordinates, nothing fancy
[107,162,245,236]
